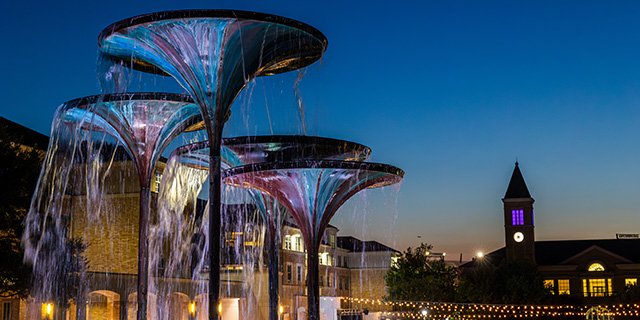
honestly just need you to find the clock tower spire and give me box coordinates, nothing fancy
[503,161,535,262]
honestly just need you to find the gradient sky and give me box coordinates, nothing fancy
[2,0,640,261]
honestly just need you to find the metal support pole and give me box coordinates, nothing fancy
[137,186,150,320]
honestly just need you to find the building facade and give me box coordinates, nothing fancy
[477,162,640,304]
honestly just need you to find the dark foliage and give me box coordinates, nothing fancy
[385,243,459,302]
[0,125,43,298]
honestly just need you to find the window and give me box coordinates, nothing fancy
[511,209,524,225]
[332,273,336,288]
[284,235,291,250]
[297,265,302,283]
[344,278,349,290]
[391,256,399,268]
[544,280,555,294]
[330,235,336,249]
[287,265,292,283]
[295,236,303,252]
[2,302,10,320]
[320,275,324,287]
[626,278,638,287]
[344,257,348,267]
[337,256,342,267]
[339,277,343,290]
[583,278,612,297]
[588,263,605,272]
[154,173,162,193]
[558,279,570,295]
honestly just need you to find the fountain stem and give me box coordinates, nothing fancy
[267,233,279,320]
[137,185,151,320]
[208,123,223,320]
[307,245,320,320]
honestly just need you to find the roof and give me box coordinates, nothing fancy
[0,116,49,150]
[337,236,399,253]
[463,238,640,267]
[504,161,531,199]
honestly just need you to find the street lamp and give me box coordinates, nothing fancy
[421,308,428,319]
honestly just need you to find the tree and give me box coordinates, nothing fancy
[0,125,43,298]
[385,243,458,302]
[458,259,550,304]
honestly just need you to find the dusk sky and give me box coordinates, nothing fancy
[2,0,640,261]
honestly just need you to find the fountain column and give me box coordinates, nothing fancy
[222,160,404,320]
[58,93,201,320]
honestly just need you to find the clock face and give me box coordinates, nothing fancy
[514,232,524,243]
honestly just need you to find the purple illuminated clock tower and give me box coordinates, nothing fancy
[503,161,535,262]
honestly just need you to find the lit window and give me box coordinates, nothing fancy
[558,279,570,295]
[297,237,303,252]
[391,256,399,268]
[154,173,162,193]
[544,280,555,294]
[511,209,524,225]
[330,235,336,248]
[583,278,611,297]
[284,235,291,250]
[588,263,605,272]
[626,278,638,287]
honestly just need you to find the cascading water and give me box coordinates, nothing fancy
[170,135,372,320]
[222,160,404,320]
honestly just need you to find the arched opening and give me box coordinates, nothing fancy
[127,292,157,320]
[87,290,120,320]
[297,307,306,320]
[167,292,189,320]
[588,263,605,272]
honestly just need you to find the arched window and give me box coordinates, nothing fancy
[588,263,605,272]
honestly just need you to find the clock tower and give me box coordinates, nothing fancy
[503,162,535,262]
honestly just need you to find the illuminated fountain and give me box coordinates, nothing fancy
[24,93,202,319]
[25,9,405,320]
[98,11,327,319]
[222,160,404,320]
[170,135,371,320]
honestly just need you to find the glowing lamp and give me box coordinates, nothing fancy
[279,305,284,314]
[218,303,222,314]
[477,252,484,258]
[189,302,196,315]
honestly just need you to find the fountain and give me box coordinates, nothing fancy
[98,11,327,319]
[170,135,372,320]
[22,9,405,320]
[26,93,202,319]
[222,160,404,320]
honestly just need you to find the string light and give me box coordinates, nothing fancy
[339,297,640,318]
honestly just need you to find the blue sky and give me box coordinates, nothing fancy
[2,0,640,260]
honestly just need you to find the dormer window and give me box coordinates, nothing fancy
[588,263,605,272]
[511,209,524,225]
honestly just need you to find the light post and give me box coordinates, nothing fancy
[421,308,428,320]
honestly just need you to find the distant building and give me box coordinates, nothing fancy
[468,162,640,303]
